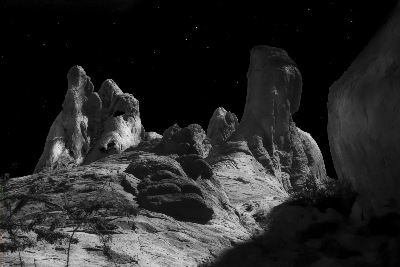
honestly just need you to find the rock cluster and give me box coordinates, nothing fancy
[156,123,212,157]
[328,8,400,221]
[34,66,143,173]
[6,44,343,267]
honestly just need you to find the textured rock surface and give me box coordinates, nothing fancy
[34,66,143,173]
[297,127,328,186]
[228,45,327,192]
[157,124,212,157]
[207,107,239,146]
[126,152,215,221]
[4,46,338,266]
[328,8,400,220]
[143,131,162,142]
[3,140,254,267]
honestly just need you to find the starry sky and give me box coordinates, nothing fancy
[2,0,398,178]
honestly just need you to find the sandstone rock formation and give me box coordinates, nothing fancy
[228,45,327,192]
[328,7,400,221]
[126,153,216,221]
[4,46,338,266]
[207,107,239,146]
[34,66,143,173]
[143,131,162,142]
[156,123,212,157]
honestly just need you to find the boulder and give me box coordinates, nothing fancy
[328,8,400,220]
[157,124,212,157]
[143,131,162,142]
[176,154,214,180]
[34,66,143,172]
[207,107,239,146]
[228,45,327,192]
[125,152,219,221]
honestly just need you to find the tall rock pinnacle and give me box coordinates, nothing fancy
[228,45,327,192]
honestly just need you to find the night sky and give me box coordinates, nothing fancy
[2,0,398,178]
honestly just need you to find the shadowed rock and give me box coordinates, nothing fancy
[34,66,143,172]
[176,154,214,180]
[125,152,215,221]
[328,7,400,222]
[157,124,212,157]
[227,45,327,192]
[207,107,239,147]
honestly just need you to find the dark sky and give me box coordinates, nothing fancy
[2,0,398,178]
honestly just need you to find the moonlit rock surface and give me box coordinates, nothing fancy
[207,107,239,146]
[328,8,400,220]
[34,66,143,172]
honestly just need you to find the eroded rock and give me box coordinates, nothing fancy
[157,124,212,157]
[228,45,327,192]
[35,66,143,172]
[207,107,239,147]
[126,152,215,221]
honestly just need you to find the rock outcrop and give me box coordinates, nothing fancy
[34,66,143,173]
[207,107,239,147]
[228,45,328,192]
[125,153,218,221]
[5,46,337,266]
[328,7,400,221]
[156,124,212,157]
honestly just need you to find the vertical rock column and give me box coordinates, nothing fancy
[228,45,327,192]
[35,66,93,172]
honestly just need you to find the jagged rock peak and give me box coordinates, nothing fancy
[34,66,144,173]
[98,79,123,109]
[207,107,238,146]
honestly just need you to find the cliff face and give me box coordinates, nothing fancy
[328,8,400,221]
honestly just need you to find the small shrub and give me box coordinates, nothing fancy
[34,227,78,244]
[286,178,356,215]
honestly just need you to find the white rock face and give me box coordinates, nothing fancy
[34,66,143,172]
[207,107,239,146]
[144,131,162,141]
